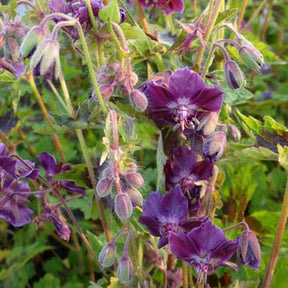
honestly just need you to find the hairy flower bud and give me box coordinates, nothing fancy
[122,116,135,139]
[125,171,144,188]
[238,45,264,73]
[117,256,134,284]
[30,39,60,80]
[228,124,241,141]
[127,162,138,172]
[237,230,261,269]
[204,131,227,162]
[99,241,117,267]
[224,60,246,89]
[96,177,113,197]
[126,187,143,206]
[20,26,46,59]
[129,90,148,112]
[196,112,219,136]
[115,193,133,220]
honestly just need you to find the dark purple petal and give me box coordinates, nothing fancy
[188,221,228,253]
[158,236,169,249]
[192,160,214,180]
[0,156,17,176]
[142,191,164,219]
[0,144,9,156]
[38,152,58,176]
[211,239,239,262]
[60,180,86,195]
[168,68,205,100]
[169,231,199,259]
[139,216,161,237]
[0,203,33,227]
[193,86,223,112]
[15,159,40,179]
[0,58,27,78]
[159,185,188,220]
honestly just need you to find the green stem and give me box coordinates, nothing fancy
[193,0,224,72]
[166,15,176,35]
[16,0,37,11]
[237,0,248,30]
[0,130,15,152]
[133,0,150,34]
[243,0,268,31]
[76,22,108,114]
[182,262,188,288]
[75,129,112,242]
[85,0,99,35]
[262,176,288,288]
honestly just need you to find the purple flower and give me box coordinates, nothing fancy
[38,152,85,194]
[164,146,213,210]
[139,0,184,15]
[0,57,27,78]
[144,68,223,133]
[139,185,203,248]
[0,179,33,227]
[169,221,239,275]
[41,203,71,241]
[238,230,261,269]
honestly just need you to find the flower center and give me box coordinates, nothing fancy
[160,222,178,236]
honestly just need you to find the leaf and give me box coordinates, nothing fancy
[221,146,278,164]
[0,69,17,83]
[278,145,288,172]
[222,86,254,105]
[156,133,166,190]
[0,0,17,18]
[120,23,147,39]
[0,244,52,281]
[99,0,120,24]
[33,273,61,288]
[54,164,89,189]
[215,8,239,25]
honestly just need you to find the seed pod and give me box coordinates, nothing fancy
[125,171,144,188]
[117,256,134,284]
[99,242,117,267]
[115,193,133,220]
[203,131,227,163]
[238,45,264,73]
[96,177,113,197]
[20,26,46,58]
[30,39,60,80]
[129,89,148,112]
[126,187,143,206]
[224,60,246,89]
[196,112,219,136]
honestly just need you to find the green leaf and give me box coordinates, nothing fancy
[99,0,120,24]
[0,69,17,83]
[222,86,254,105]
[54,164,89,189]
[278,145,288,172]
[221,146,278,164]
[120,23,147,39]
[215,8,239,25]
[0,0,17,18]
[33,273,61,288]
[0,244,52,281]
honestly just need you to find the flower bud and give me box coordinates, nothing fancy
[228,124,241,141]
[117,255,134,284]
[224,60,246,89]
[126,187,143,206]
[115,193,133,220]
[99,241,117,267]
[20,26,46,59]
[203,131,227,162]
[125,171,144,187]
[30,39,60,80]
[127,162,138,172]
[196,112,219,136]
[96,177,113,197]
[122,116,135,139]
[237,230,261,269]
[238,45,264,73]
[99,84,114,99]
[129,90,148,112]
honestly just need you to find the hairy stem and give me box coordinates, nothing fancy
[262,176,288,288]
[194,0,224,72]
[133,0,150,34]
[27,73,66,162]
